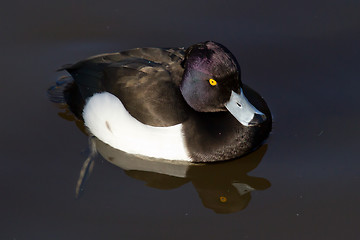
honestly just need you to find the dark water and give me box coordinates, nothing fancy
[1,0,360,239]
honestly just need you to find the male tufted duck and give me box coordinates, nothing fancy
[55,41,272,162]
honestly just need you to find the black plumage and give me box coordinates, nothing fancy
[57,41,272,162]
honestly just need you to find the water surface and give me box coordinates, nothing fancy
[1,0,359,239]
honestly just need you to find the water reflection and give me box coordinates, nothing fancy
[56,106,271,214]
[95,139,271,214]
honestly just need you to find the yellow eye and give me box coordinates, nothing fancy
[219,196,227,203]
[209,78,217,86]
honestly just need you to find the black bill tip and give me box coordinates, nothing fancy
[248,113,267,126]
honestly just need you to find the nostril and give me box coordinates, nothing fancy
[236,102,242,108]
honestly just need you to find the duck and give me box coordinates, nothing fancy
[58,41,272,162]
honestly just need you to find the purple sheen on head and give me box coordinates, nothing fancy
[184,41,241,79]
[180,41,243,113]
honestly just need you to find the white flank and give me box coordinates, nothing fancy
[83,92,191,161]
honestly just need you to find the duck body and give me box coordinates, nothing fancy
[61,41,272,162]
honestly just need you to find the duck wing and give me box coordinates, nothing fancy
[64,47,190,127]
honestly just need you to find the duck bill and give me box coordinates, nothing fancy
[225,89,266,126]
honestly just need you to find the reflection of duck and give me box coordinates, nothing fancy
[94,138,270,214]
[50,41,272,162]
[51,101,270,213]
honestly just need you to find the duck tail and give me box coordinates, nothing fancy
[47,75,73,103]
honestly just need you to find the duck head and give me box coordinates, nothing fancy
[180,41,266,126]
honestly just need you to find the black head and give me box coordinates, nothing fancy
[180,41,242,112]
